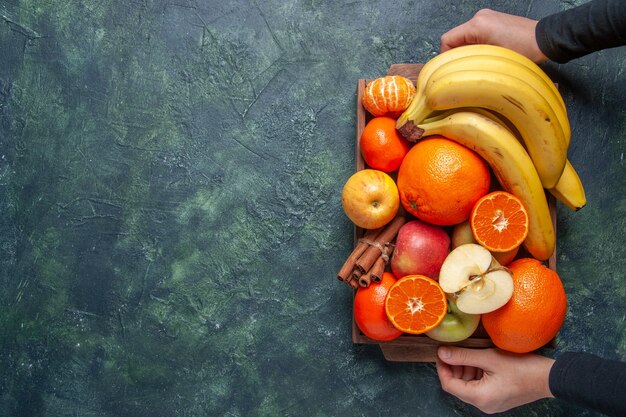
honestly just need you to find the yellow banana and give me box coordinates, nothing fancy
[421,69,567,189]
[456,107,585,211]
[397,44,568,131]
[421,54,570,145]
[470,107,585,211]
[424,107,514,131]
[416,111,555,261]
[548,160,587,211]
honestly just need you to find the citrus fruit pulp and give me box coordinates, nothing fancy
[362,75,416,118]
[470,191,529,252]
[385,275,447,334]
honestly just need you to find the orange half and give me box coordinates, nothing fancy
[470,191,529,252]
[384,275,447,334]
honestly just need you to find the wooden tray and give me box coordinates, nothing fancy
[352,64,557,362]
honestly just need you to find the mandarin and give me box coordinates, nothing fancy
[482,258,567,353]
[385,275,447,335]
[396,136,491,226]
[354,272,403,341]
[360,117,411,172]
[470,191,529,253]
[362,76,415,118]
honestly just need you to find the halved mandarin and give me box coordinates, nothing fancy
[470,191,529,253]
[384,275,447,335]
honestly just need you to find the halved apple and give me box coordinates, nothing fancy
[439,243,514,314]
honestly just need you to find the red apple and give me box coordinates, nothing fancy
[391,219,450,279]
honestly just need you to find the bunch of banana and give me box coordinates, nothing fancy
[397,44,574,188]
[396,45,587,260]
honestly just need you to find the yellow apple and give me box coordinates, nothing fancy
[342,169,399,229]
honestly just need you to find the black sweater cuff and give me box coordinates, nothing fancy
[536,0,626,63]
[549,351,626,417]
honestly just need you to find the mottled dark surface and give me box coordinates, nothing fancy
[0,0,624,416]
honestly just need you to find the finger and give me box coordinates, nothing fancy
[439,22,479,52]
[437,361,482,404]
[438,346,496,370]
[452,365,464,379]
[436,358,460,388]
[462,366,478,381]
[435,357,453,380]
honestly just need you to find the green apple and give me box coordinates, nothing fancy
[426,296,481,342]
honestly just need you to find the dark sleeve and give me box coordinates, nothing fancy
[535,0,626,63]
[549,351,626,417]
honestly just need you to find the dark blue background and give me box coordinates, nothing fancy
[1,1,624,416]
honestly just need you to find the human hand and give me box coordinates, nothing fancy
[440,9,549,64]
[436,346,555,414]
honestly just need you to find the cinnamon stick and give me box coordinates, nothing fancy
[358,269,373,288]
[337,227,382,281]
[371,244,394,283]
[360,257,384,287]
[359,243,394,287]
[355,215,406,274]
[347,275,359,289]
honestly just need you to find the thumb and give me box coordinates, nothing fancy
[438,346,495,370]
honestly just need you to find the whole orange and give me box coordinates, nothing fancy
[360,117,411,172]
[354,272,403,341]
[396,136,490,225]
[482,258,567,353]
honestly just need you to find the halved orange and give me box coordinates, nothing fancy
[470,191,529,253]
[384,275,447,335]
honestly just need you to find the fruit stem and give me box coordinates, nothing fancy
[468,265,512,284]
[488,265,513,275]
[397,121,424,143]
